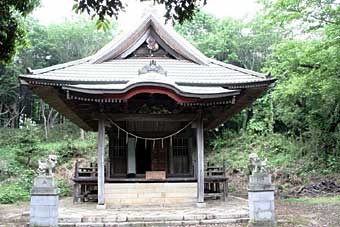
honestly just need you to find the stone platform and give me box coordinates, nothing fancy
[1,196,249,227]
[57,196,248,226]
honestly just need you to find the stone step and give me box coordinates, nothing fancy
[58,218,250,227]
[59,212,248,223]
[16,214,249,227]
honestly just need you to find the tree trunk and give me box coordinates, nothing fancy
[80,129,85,140]
[41,101,48,140]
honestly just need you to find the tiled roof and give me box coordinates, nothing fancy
[20,58,272,86]
[20,13,275,91]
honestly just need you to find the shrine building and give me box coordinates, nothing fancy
[19,13,275,207]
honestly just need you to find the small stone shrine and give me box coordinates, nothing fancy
[248,153,276,227]
[30,155,59,227]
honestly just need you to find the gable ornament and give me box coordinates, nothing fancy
[146,36,159,52]
[138,60,167,76]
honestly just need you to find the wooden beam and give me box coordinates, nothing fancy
[104,113,197,122]
[196,116,204,203]
[97,119,105,205]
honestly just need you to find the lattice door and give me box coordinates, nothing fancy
[109,134,127,176]
[151,140,168,171]
[173,138,190,174]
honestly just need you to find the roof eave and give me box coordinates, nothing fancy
[176,78,277,88]
[18,76,129,86]
[62,82,240,99]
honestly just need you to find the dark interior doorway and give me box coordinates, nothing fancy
[136,139,151,174]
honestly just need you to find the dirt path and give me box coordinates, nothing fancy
[276,200,340,227]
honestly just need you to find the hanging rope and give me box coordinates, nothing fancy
[106,114,199,141]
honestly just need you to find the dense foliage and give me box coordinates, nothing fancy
[176,7,340,179]
[0,121,97,203]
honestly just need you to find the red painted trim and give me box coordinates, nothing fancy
[102,86,199,103]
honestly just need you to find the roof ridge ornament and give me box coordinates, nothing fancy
[138,60,167,76]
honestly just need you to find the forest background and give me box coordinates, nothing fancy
[0,0,339,203]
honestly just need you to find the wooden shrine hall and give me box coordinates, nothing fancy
[19,13,275,207]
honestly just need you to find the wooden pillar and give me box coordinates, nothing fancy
[97,119,105,206]
[196,117,205,204]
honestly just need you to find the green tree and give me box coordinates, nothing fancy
[176,12,242,65]
[15,117,41,166]
[260,0,340,164]
[0,0,40,63]
[176,12,284,70]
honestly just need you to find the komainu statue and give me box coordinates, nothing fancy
[248,153,268,175]
[37,155,57,177]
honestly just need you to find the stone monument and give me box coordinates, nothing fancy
[30,155,59,227]
[248,153,276,227]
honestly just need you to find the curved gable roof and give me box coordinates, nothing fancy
[90,13,209,65]
[19,13,275,90]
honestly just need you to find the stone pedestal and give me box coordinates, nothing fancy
[248,174,276,227]
[30,176,59,227]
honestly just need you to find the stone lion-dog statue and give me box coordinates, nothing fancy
[248,153,268,175]
[37,154,57,177]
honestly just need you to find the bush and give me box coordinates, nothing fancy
[0,182,31,204]
[57,178,72,197]
[0,169,34,204]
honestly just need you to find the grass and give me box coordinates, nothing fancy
[284,196,340,205]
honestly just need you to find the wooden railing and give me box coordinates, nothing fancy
[74,161,98,179]
[204,166,228,201]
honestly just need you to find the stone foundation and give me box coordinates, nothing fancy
[248,174,276,227]
[30,176,59,227]
[104,182,197,206]
[248,191,275,227]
